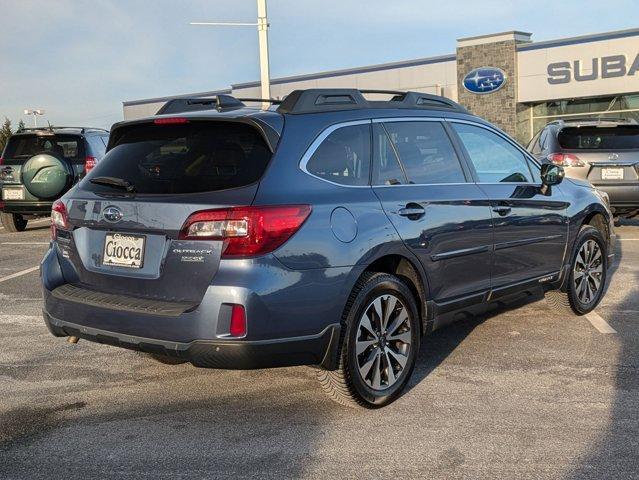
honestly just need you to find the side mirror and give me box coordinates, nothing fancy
[541,163,564,186]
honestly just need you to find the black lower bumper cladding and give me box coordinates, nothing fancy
[43,311,341,370]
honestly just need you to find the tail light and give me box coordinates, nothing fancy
[51,200,69,240]
[547,153,585,167]
[84,156,97,174]
[179,205,311,258]
[0,158,4,166]
[229,304,247,337]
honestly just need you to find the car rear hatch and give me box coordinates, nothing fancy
[54,117,278,305]
[1,132,83,202]
[558,125,639,184]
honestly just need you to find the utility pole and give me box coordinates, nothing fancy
[24,109,45,127]
[191,0,272,107]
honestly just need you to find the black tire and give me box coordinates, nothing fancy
[545,225,607,315]
[145,353,188,365]
[613,217,621,228]
[0,212,28,232]
[317,272,420,408]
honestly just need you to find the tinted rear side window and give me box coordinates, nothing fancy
[305,124,371,186]
[86,136,106,158]
[3,134,81,164]
[558,126,639,150]
[82,122,271,194]
[383,121,466,184]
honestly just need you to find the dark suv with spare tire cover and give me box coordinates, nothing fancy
[0,127,109,232]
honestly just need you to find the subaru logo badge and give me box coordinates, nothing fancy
[463,67,506,94]
[608,153,619,160]
[103,206,123,223]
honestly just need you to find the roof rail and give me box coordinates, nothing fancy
[551,117,638,126]
[16,126,109,134]
[276,88,467,114]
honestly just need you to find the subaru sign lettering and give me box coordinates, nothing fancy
[463,67,506,94]
[547,53,639,84]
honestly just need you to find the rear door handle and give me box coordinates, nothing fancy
[398,204,426,219]
[492,206,511,216]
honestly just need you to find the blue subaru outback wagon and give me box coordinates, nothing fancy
[41,89,614,408]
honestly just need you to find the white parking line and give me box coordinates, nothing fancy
[0,314,41,325]
[0,266,39,283]
[0,217,50,231]
[585,311,617,334]
[617,238,639,241]
[1,242,49,245]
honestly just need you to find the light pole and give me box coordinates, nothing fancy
[191,0,271,107]
[24,109,45,128]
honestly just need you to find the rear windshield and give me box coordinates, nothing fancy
[82,122,271,194]
[558,126,639,150]
[3,134,81,163]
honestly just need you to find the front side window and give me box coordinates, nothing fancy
[383,121,466,184]
[453,123,533,183]
[305,124,370,186]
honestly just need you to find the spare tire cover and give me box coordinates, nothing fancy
[21,153,73,200]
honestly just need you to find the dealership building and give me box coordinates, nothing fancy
[123,27,639,145]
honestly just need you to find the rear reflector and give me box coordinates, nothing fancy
[154,117,189,125]
[179,205,311,258]
[229,304,247,337]
[51,200,69,240]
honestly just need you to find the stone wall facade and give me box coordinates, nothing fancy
[456,40,519,138]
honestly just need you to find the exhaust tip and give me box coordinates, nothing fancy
[67,336,79,344]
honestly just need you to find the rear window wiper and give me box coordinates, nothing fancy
[90,176,136,193]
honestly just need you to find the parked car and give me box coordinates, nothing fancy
[527,117,639,225]
[0,126,109,232]
[41,89,614,408]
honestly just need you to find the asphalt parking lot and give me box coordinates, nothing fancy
[1,219,638,480]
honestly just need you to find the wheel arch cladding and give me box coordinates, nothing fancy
[362,254,429,333]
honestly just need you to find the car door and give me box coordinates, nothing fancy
[450,121,568,292]
[371,119,494,308]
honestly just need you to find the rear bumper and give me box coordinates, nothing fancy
[1,201,52,215]
[41,243,358,370]
[591,183,639,209]
[43,310,340,369]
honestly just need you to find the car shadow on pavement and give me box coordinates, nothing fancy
[565,221,639,479]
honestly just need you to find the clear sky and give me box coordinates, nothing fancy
[2,0,638,129]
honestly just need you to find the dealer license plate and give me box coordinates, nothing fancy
[2,187,25,200]
[601,168,624,180]
[103,233,145,269]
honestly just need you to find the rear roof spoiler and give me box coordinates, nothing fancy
[156,95,282,115]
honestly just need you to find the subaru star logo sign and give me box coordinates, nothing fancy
[463,67,506,94]
[103,206,123,223]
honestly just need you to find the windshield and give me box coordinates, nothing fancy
[82,121,272,195]
[3,134,81,164]
[558,126,639,150]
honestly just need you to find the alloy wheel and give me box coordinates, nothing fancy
[573,239,603,304]
[355,294,412,391]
